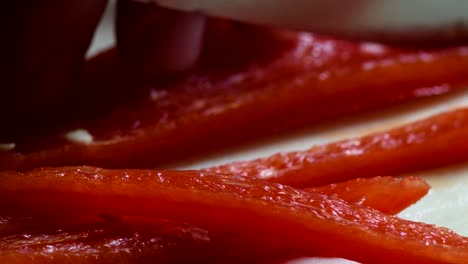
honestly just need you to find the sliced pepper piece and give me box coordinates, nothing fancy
[0,167,466,264]
[0,176,428,263]
[207,108,468,187]
[0,215,307,264]
[2,28,468,171]
[307,176,429,214]
[0,176,428,262]
[0,175,429,235]
[0,217,208,264]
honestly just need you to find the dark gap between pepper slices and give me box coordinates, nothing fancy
[2,23,468,170]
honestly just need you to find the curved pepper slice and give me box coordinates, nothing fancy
[2,28,468,171]
[0,167,466,264]
[207,108,468,187]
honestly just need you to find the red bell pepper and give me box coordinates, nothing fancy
[2,28,468,171]
[207,108,468,187]
[0,167,466,264]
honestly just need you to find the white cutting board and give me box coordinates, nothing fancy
[88,2,468,263]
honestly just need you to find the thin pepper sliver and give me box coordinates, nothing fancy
[0,167,466,264]
[207,108,468,187]
[307,176,429,214]
[2,28,468,170]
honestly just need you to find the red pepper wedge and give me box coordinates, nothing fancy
[0,167,466,264]
[207,108,468,187]
[2,28,468,171]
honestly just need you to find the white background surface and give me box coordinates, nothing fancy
[88,2,468,263]
[156,0,468,36]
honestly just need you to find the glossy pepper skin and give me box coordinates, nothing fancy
[0,176,427,263]
[0,217,213,264]
[2,25,468,171]
[207,108,468,187]
[307,176,429,214]
[0,215,311,264]
[0,167,466,264]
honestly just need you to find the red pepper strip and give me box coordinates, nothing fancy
[306,176,429,214]
[0,215,308,264]
[0,216,212,264]
[0,177,428,263]
[207,108,468,187]
[0,177,429,263]
[0,217,211,263]
[0,176,428,233]
[0,176,428,232]
[0,167,466,264]
[2,30,468,171]
[0,178,431,264]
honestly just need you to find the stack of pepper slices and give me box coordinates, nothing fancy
[1,23,468,263]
